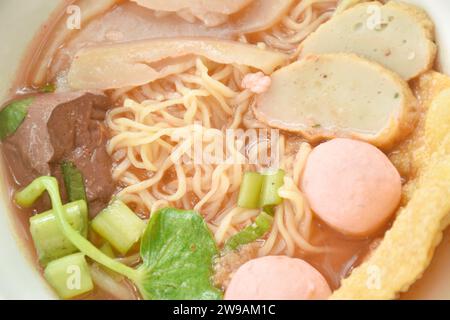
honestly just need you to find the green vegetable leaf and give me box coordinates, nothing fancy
[15,177,223,300]
[137,208,222,300]
[61,161,87,203]
[0,97,34,141]
[224,211,273,251]
[15,177,141,284]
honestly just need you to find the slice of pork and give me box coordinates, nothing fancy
[253,54,418,149]
[3,92,115,215]
[231,0,295,34]
[68,38,288,90]
[50,1,294,88]
[131,0,254,26]
[131,0,254,15]
[49,2,235,85]
[33,0,117,86]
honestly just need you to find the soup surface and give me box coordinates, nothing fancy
[1,0,449,300]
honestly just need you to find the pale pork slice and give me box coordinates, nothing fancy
[32,0,117,85]
[232,0,295,34]
[50,2,235,85]
[51,0,294,87]
[131,0,254,26]
[254,54,418,149]
[68,38,288,90]
[301,1,436,80]
[131,0,254,15]
[131,0,293,30]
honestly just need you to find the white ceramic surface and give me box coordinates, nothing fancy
[0,0,449,300]
[0,0,60,300]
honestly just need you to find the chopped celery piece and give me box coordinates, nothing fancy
[224,212,273,251]
[30,200,88,266]
[0,97,34,141]
[99,242,124,281]
[44,253,93,299]
[89,263,132,300]
[61,161,87,203]
[91,199,146,255]
[15,176,140,283]
[100,242,115,258]
[259,170,285,208]
[238,172,263,209]
[15,177,222,300]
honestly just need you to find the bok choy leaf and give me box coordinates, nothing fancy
[61,161,87,203]
[15,176,222,300]
[0,97,34,141]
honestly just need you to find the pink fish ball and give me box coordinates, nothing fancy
[302,138,402,237]
[225,256,332,300]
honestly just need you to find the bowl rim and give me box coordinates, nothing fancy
[1,0,450,300]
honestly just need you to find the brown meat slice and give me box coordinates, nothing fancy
[3,92,115,215]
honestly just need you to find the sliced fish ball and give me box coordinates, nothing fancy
[301,1,436,80]
[334,0,369,15]
[254,53,418,148]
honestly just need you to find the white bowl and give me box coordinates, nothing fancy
[0,0,449,299]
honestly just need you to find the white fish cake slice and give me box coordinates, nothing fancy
[301,1,437,80]
[253,53,418,149]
